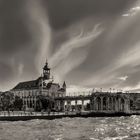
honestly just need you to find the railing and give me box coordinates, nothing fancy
[0,111,79,117]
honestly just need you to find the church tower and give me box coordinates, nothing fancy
[43,60,50,80]
[62,81,66,91]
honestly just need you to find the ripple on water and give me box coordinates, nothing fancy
[0,116,140,140]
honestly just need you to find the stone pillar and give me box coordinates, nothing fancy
[82,100,84,111]
[124,99,129,113]
[28,98,31,108]
[59,101,61,111]
[69,101,72,111]
[93,98,96,110]
[31,98,33,108]
[22,98,25,109]
[26,98,28,108]
[101,97,103,111]
[115,98,117,112]
[118,98,121,111]
[75,100,78,111]
[115,98,119,112]
[26,98,28,110]
[111,97,113,111]
[107,97,109,111]
[34,97,36,111]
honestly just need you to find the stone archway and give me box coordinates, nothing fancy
[108,97,112,110]
[96,97,101,111]
[120,98,125,111]
[112,97,116,110]
[103,97,107,110]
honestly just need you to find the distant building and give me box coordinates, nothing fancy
[10,60,66,111]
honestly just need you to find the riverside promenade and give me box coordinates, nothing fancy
[0,110,139,121]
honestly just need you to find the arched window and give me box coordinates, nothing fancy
[120,98,125,111]
[96,97,101,111]
[103,97,107,110]
[112,98,116,110]
[108,97,112,110]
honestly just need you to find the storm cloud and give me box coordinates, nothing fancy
[0,0,140,92]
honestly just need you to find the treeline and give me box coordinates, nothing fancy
[0,92,54,111]
[0,92,23,111]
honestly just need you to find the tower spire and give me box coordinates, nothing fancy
[62,81,66,91]
[43,59,50,80]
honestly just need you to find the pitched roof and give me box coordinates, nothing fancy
[12,76,44,90]
[12,79,39,90]
[12,78,60,91]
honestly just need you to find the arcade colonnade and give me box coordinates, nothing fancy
[90,93,130,113]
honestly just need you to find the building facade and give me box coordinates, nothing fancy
[90,92,130,113]
[10,61,66,111]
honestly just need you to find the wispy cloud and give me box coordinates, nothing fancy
[25,0,51,72]
[122,6,140,17]
[118,76,128,81]
[50,24,103,68]
[49,23,104,82]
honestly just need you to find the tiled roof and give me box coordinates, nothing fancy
[12,78,61,91]
[12,79,39,90]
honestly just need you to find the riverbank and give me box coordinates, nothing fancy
[0,111,140,121]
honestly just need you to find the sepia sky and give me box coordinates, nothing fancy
[0,0,140,91]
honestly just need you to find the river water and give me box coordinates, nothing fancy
[0,116,140,140]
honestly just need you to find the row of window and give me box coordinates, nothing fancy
[12,90,65,98]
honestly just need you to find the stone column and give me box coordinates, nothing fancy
[118,98,121,111]
[124,99,129,113]
[26,98,28,110]
[111,97,113,111]
[107,97,110,111]
[115,98,119,112]
[81,100,84,111]
[75,100,78,111]
[69,101,72,111]
[114,98,117,112]
[29,98,31,108]
[34,97,36,111]
[31,98,33,108]
[101,97,103,111]
[92,98,95,110]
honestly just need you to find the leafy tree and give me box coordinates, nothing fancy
[0,92,14,111]
[36,95,54,111]
[13,96,23,110]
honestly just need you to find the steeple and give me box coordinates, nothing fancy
[43,59,50,80]
[62,81,66,91]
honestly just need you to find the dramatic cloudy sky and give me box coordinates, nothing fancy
[0,0,140,91]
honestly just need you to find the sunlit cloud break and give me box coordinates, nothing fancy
[122,6,140,17]
[118,76,128,81]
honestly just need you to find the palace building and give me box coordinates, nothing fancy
[10,61,66,111]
